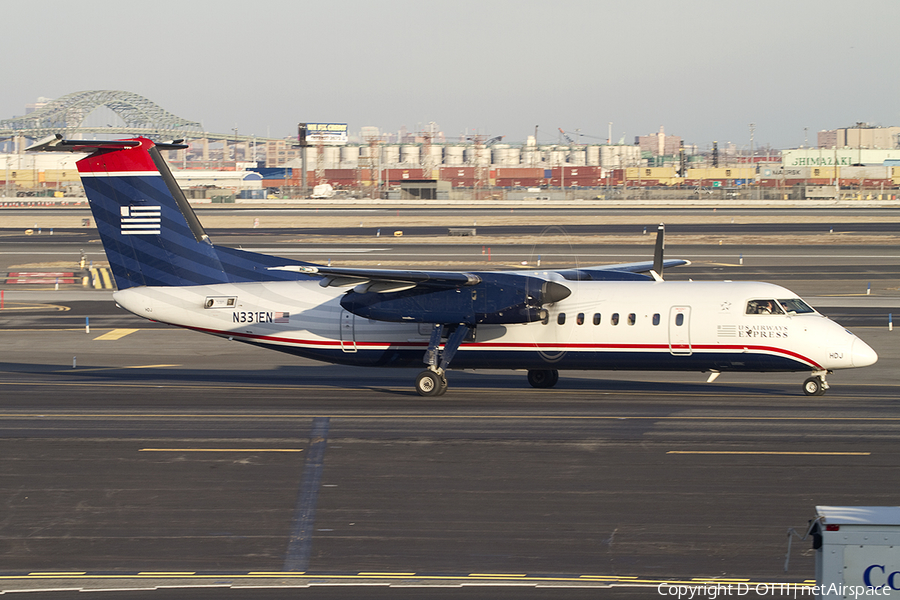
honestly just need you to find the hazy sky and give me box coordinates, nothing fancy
[2,0,898,150]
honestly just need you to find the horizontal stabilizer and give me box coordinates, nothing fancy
[27,134,141,153]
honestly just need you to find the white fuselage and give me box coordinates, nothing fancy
[113,278,877,375]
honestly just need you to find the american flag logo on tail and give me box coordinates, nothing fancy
[120,205,161,235]
[274,312,290,323]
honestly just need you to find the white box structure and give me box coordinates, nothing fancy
[814,506,900,598]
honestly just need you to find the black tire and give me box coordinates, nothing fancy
[528,369,559,388]
[416,371,444,397]
[803,377,825,396]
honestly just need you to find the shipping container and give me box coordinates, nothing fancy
[624,167,678,180]
[385,168,425,183]
[448,178,476,188]
[439,166,476,179]
[494,167,544,178]
[839,166,892,180]
[686,167,756,180]
[324,168,358,180]
[495,178,545,188]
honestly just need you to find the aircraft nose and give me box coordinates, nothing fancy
[851,337,878,367]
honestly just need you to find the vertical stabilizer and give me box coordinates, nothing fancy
[74,137,312,289]
[78,138,228,289]
[652,223,665,280]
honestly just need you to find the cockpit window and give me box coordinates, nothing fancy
[746,299,784,315]
[778,298,815,314]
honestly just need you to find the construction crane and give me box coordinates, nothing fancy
[558,128,576,145]
[558,128,613,145]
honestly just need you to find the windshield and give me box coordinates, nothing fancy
[778,298,815,314]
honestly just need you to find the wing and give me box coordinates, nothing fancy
[554,259,691,282]
[556,223,689,281]
[269,265,482,293]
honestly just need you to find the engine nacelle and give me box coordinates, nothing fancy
[339,273,570,325]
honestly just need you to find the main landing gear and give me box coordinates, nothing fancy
[803,371,830,396]
[527,369,559,388]
[415,324,469,397]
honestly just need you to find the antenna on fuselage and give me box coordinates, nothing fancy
[650,223,665,281]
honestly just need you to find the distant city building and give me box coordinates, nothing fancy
[635,126,682,157]
[817,124,900,149]
[359,126,380,140]
[24,97,51,114]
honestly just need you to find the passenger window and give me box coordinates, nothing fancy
[627,313,636,326]
[593,313,601,325]
[558,313,566,325]
[611,313,619,326]
[675,313,684,326]
[652,313,660,326]
[746,299,783,315]
[576,313,584,325]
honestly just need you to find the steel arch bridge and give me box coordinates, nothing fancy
[0,90,206,141]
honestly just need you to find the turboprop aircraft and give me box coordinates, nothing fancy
[29,136,877,396]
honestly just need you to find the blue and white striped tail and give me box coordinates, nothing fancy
[75,137,313,290]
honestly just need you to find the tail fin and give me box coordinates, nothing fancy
[652,223,665,280]
[69,137,310,289]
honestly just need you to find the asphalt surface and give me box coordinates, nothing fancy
[0,210,898,598]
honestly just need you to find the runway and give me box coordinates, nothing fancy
[1,210,899,596]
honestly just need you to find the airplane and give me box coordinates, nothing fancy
[29,135,878,397]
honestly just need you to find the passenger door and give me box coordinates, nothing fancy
[668,306,692,355]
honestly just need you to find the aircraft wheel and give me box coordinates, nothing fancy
[416,370,445,397]
[527,369,559,388]
[803,376,826,396]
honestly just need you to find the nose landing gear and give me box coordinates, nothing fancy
[415,369,448,396]
[803,371,830,396]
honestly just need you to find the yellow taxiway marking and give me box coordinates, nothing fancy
[93,328,139,341]
[49,364,181,373]
[668,451,870,456]
[0,303,70,312]
[139,448,303,452]
[0,573,818,587]
[358,572,417,576]
[27,572,87,576]
[468,573,527,577]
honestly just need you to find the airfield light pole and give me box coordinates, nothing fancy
[297,123,308,197]
[749,123,756,199]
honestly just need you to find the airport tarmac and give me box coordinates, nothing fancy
[0,211,899,597]
[0,324,898,597]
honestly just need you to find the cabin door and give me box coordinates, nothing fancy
[668,306,692,355]
[340,309,357,352]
